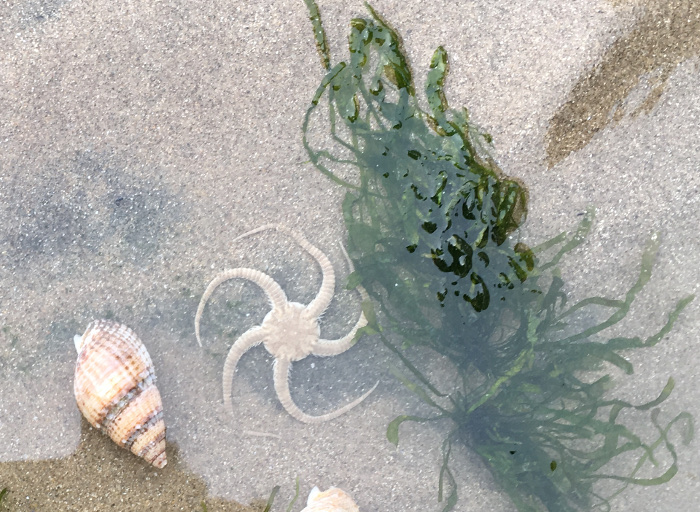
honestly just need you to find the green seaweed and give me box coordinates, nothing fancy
[301,2,694,511]
[257,479,300,512]
[286,478,300,512]
[303,5,530,316]
[262,485,280,512]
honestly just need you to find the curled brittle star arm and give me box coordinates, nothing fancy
[233,224,336,319]
[273,358,379,424]
[313,317,367,356]
[222,326,266,418]
[313,246,370,356]
[195,268,287,346]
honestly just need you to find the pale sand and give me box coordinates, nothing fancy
[0,0,698,510]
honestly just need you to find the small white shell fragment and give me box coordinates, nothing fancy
[73,320,167,468]
[301,486,360,512]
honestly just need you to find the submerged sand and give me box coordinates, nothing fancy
[0,0,698,510]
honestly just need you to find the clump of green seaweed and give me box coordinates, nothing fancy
[301,2,694,511]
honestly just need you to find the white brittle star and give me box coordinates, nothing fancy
[195,224,377,423]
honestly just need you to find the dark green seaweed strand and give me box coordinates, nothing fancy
[603,410,693,502]
[438,436,458,511]
[303,0,331,70]
[262,485,280,512]
[386,414,447,446]
[285,478,300,512]
[555,236,660,344]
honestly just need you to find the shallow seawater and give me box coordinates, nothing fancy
[0,1,699,511]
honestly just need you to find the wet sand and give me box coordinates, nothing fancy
[0,0,698,510]
[0,421,266,511]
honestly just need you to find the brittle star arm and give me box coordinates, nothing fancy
[222,326,266,417]
[273,357,378,424]
[195,268,287,346]
[313,244,370,356]
[313,283,370,356]
[233,224,336,319]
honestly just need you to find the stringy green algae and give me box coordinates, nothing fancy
[301,2,694,511]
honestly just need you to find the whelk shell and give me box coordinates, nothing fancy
[73,320,167,468]
[301,486,360,512]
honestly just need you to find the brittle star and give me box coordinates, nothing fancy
[195,224,377,423]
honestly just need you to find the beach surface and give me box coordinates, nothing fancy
[0,0,698,510]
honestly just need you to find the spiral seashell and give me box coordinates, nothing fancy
[301,487,360,512]
[73,320,167,468]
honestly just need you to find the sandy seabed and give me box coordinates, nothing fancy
[0,0,698,510]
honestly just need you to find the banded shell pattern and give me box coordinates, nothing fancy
[301,487,360,512]
[73,320,167,468]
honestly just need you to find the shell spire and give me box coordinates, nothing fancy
[73,320,167,468]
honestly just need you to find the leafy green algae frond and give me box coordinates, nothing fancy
[301,2,694,511]
[303,3,530,316]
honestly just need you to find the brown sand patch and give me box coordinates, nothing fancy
[0,420,268,512]
[546,0,700,167]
